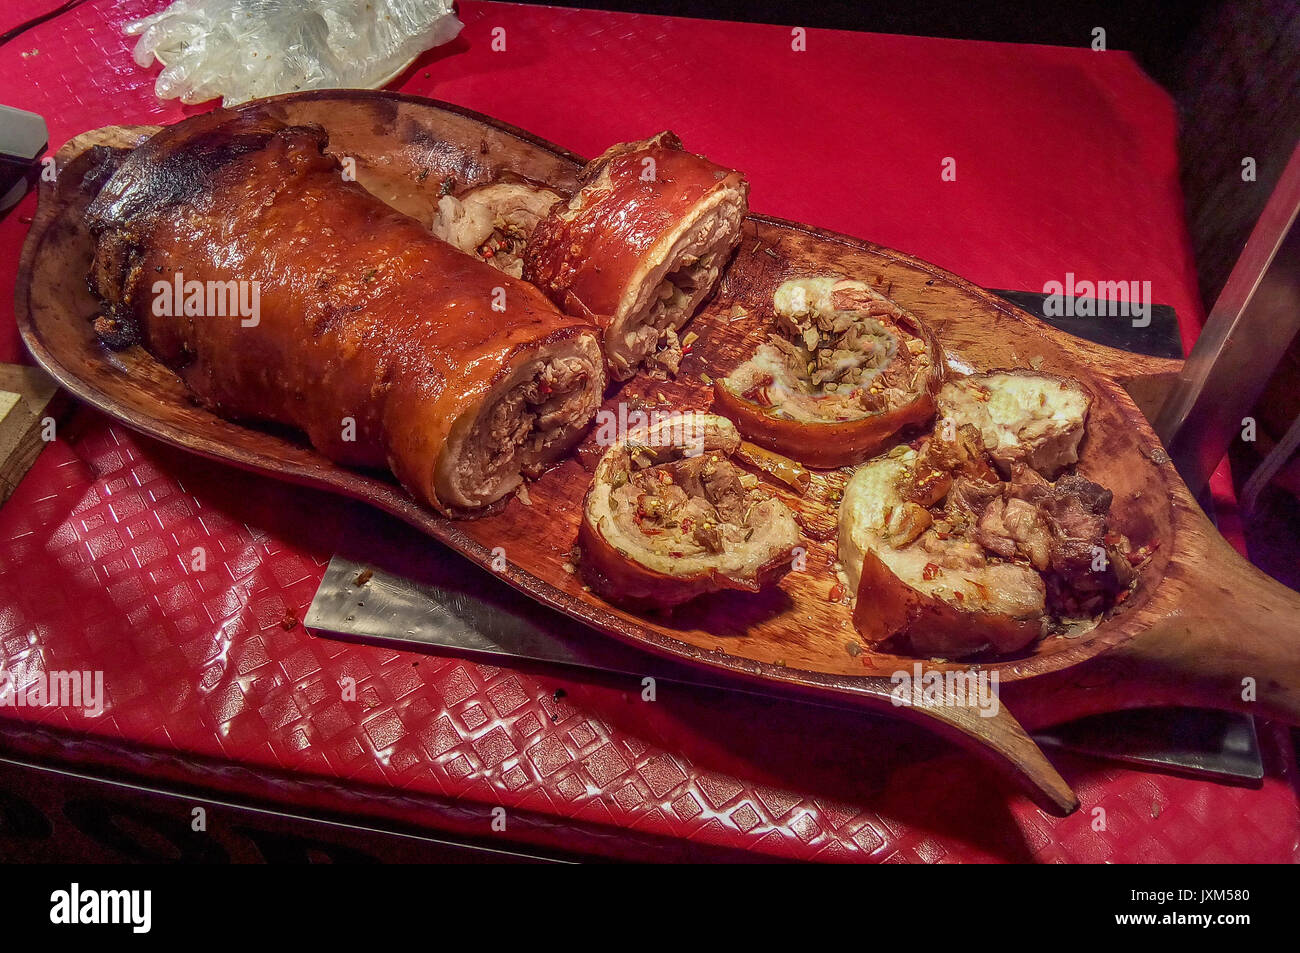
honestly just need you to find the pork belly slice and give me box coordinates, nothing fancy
[85,108,605,518]
[937,370,1091,478]
[579,414,800,608]
[431,179,564,278]
[524,131,749,381]
[715,276,944,468]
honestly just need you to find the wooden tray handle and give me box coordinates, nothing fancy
[1045,333,1183,422]
[894,696,1078,814]
[1005,510,1300,730]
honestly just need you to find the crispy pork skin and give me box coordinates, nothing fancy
[937,370,1091,478]
[85,109,605,517]
[715,277,943,468]
[524,132,748,380]
[579,414,800,608]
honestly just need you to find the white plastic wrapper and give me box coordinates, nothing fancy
[125,0,463,105]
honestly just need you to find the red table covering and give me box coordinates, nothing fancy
[1,0,1296,862]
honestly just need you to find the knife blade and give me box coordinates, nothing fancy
[305,555,1263,781]
[305,554,838,704]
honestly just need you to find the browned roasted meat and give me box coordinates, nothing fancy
[944,476,1002,527]
[84,108,606,517]
[839,372,1142,657]
[579,414,800,608]
[1001,468,1136,611]
[524,131,749,380]
[974,496,1053,571]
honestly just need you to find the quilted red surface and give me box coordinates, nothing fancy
[1,0,1296,862]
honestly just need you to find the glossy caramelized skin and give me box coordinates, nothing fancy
[523,131,748,379]
[86,109,604,515]
[524,140,728,308]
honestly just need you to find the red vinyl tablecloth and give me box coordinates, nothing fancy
[1,0,1296,862]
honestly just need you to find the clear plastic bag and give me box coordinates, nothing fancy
[125,0,463,106]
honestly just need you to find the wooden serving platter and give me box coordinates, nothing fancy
[18,91,1300,814]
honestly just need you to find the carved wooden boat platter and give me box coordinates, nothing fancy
[18,91,1300,813]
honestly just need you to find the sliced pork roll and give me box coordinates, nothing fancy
[431,178,564,278]
[579,413,800,608]
[839,412,1140,658]
[85,109,605,517]
[524,131,749,380]
[839,438,1047,657]
[715,276,944,468]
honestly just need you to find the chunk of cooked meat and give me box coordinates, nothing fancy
[975,496,1052,571]
[937,370,1092,478]
[1000,498,1054,571]
[525,131,748,380]
[944,475,1003,528]
[839,417,1142,657]
[579,414,800,608]
[714,276,943,467]
[1037,473,1112,578]
[84,108,606,517]
[432,180,563,278]
[838,445,1047,656]
[1032,471,1136,609]
[917,421,1000,484]
[995,464,1136,611]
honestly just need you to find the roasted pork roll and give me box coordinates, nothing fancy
[523,132,749,380]
[85,109,605,517]
[578,413,800,608]
[714,276,944,468]
[838,402,1139,658]
[431,178,564,278]
[839,440,1047,657]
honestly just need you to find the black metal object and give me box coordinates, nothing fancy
[1033,708,1263,783]
[991,289,1185,359]
[0,105,48,213]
